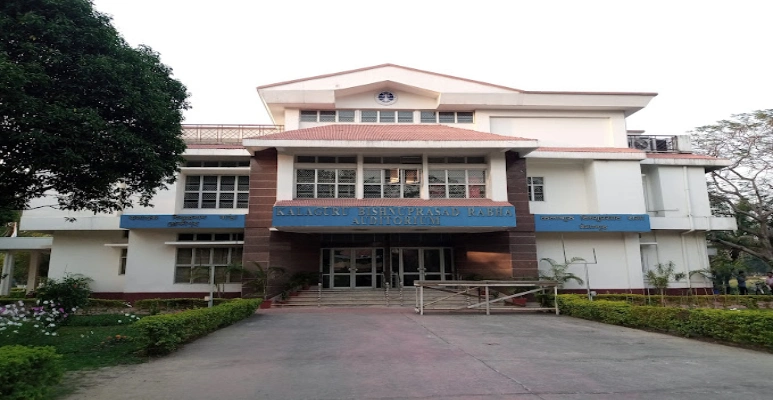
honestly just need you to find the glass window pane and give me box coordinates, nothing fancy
[363,157,381,164]
[338,185,355,198]
[175,267,191,283]
[363,169,382,183]
[178,233,194,241]
[300,110,317,122]
[319,111,336,122]
[447,157,465,164]
[363,185,381,198]
[237,176,249,191]
[383,185,400,198]
[237,193,249,208]
[185,176,200,191]
[218,193,234,208]
[202,176,218,191]
[397,111,414,123]
[438,112,455,123]
[338,169,356,183]
[296,169,315,183]
[447,170,465,183]
[429,185,447,198]
[183,193,199,208]
[428,157,445,164]
[466,156,485,164]
[194,248,210,264]
[531,177,544,185]
[201,192,217,208]
[469,185,485,198]
[191,267,210,284]
[214,233,230,241]
[456,112,474,123]
[214,266,227,283]
[468,170,485,183]
[379,111,395,123]
[338,110,355,122]
[361,110,377,123]
[176,248,192,264]
[337,156,356,163]
[449,185,466,198]
[404,169,420,184]
[317,184,335,198]
[420,111,436,123]
[385,169,400,183]
[318,156,335,163]
[318,169,336,183]
[196,234,213,241]
[219,176,235,191]
[429,170,445,184]
[404,185,420,198]
[296,156,315,163]
[212,248,229,264]
[296,184,314,198]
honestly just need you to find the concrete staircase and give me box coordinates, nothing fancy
[272,287,490,308]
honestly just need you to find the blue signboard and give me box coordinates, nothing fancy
[534,214,650,232]
[120,214,245,229]
[272,206,516,228]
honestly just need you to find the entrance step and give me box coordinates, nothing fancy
[272,287,489,308]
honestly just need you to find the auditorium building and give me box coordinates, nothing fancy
[2,64,737,300]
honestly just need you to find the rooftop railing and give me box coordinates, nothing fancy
[182,124,284,144]
[627,135,681,153]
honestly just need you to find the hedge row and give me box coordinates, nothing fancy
[134,299,260,355]
[134,298,236,311]
[593,294,773,309]
[0,345,63,400]
[557,295,773,350]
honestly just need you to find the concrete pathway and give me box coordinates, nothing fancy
[66,308,773,399]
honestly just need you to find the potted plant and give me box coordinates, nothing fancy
[244,262,286,309]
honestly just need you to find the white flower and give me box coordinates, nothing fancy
[80,334,84,338]
[43,300,49,305]
[33,325,39,328]
[72,307,77,312]
[17,301,23,306]
[12,330,18,334]
[124,313,130,317]
[51,332,57,336]
[117,320,122,323]
[45,332,50,335]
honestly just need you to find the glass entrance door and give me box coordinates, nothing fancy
[321,248,382,289]
[395,248,453,287]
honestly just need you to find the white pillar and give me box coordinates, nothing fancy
[0,251,15,296]
[26,251,40,294]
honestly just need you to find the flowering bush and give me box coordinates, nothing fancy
[35,273,92,318]
[0,300,73,339]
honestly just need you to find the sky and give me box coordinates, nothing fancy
[92,0,773,135]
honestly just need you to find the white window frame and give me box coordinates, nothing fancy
[183,175,249,209]
[119,249,127,275]
[294,166,357,199]
[363,167,422,199]
[527,177,545,201]
[174,247,243,284]
[428,169,487,199]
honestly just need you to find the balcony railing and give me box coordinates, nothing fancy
[182,124,284,144]
[627,135,680,153]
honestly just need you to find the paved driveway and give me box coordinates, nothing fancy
[66,308,773,399]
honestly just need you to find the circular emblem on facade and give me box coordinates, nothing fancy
[375,91,397,106]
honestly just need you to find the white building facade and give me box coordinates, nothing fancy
[6,64,736,300]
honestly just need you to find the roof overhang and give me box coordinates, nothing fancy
[641,155,732,171]
[526,148,646,161]
[244,139,539,154]
[0,237,52,251]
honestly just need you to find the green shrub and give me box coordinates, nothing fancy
[134,297,235,311]
[134,299,260,355]
[36,273,93,318]
[593,294,772,309]
[557,295,773,350]
[0,345,63,400]
[62,313,142,327]
[86,299,131,308]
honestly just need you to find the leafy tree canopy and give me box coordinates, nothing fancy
[0,0,189,213]
[691,110,773,266]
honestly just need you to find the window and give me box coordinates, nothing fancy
[427,156,486,164]
[185,160,250,167]
[527,177,544,201]
[183,176,249,209]
[429,170,486,198]
[174,247,243,284]
[177,233,244,241]
[300,110,318,122]
[338,110,355,122]
[295,169,356,198]
[419,111,474,123]
[295,155,356,163]
[299,110,355,123]
[363,169,421,198]
[361,110,378,123]
[119,249,127,275]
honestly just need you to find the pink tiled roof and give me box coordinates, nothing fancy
[247,125,533,142]
[186,144,245,149]
[646,153,725,160]
[276,199,513,207]
[536,147,644,153]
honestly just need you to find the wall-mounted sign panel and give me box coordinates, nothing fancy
[534,214,650,232]
[272,206,516,228]
[120,214,245,229]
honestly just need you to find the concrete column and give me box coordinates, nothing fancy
[26,251,41,294]
[0,251,14,296]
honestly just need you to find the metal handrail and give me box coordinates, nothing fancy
[181,124,284,144]
[382,272,390,307]
[627,134,679,153]
[317,275,322,307]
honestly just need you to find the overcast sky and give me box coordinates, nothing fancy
[92,0,772,135]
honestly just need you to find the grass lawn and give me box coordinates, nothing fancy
[0,314,147,372]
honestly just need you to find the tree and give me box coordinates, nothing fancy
[538,257,585,288]
[0,0,189,213]
[691,110,773,267]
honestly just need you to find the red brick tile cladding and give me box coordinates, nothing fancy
[453,151,537,279]
[243,149,321,296]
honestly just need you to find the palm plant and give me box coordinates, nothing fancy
[243,262,286,299]
[645,261,685,305]
[539,257,585,288]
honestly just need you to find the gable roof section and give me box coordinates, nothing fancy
[243,124,538,152]
[247,124,533,142]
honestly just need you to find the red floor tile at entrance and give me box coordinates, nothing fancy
[65,308,773,400]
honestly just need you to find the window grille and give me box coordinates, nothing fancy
[174,247,243,284]
[183,176,249,209]
[363,169,421,198]
[429,170,486,199]
[295,169,356,198]
[527,177,545,201]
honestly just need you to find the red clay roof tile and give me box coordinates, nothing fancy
[246,124,533,142]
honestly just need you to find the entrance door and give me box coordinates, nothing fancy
[323,248,381,289]
[395,248,453,287]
